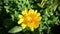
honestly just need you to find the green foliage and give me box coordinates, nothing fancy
[8,26,22,33]
[0,0,60,34]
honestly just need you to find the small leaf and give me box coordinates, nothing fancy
[14,11,18,18]
[8,26,22,33]
[11,15,14,21]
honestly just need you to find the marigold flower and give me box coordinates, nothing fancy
[18,8,42,31]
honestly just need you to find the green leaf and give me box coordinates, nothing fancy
[58,6,60,11]
[14,11,18,18]
[11,15,14,21]
[8,26,22,33]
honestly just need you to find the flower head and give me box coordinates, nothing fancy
[18,8,42,31]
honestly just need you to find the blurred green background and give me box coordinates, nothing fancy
[0,0,60,34]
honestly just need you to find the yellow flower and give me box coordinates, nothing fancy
[18,8,42,31]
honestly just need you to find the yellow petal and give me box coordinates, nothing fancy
[21,23,27,29]
[22,11,25,15]
[22,8,28,15]
[34,10,37,14]
[34,22,39,29]
[18,15,23,18]
[37,13,40,16]
[18,19,24,24]
[30,27,34,31]
[39,17,42,21]
[25,8,28,12]
[29,9,34,14]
